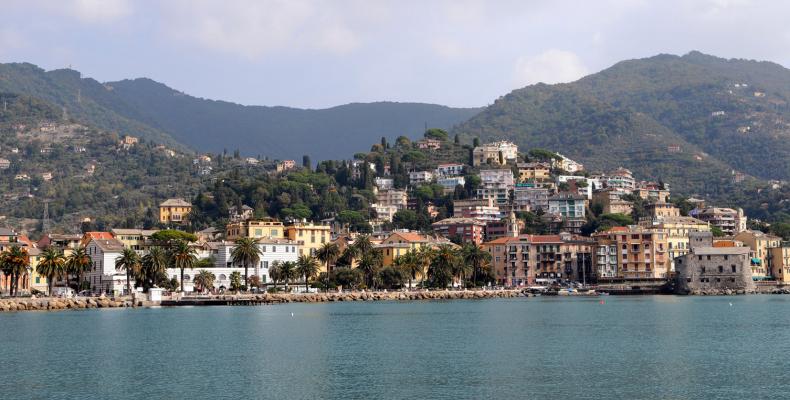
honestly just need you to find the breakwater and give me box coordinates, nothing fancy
[0,296,134,312]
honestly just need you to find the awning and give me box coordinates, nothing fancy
[751,258,762,265]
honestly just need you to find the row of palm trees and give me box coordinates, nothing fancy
[0,245,92,297]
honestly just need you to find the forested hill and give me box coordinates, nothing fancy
[104,78,480,161]
[0,63,479,160]
[453,51,790,195]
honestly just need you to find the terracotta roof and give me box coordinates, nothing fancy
[529,235,563,244]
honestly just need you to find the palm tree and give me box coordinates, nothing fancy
[269,261,282,291]
[428,245,458,288]
[37,247,65,296]
[141,246,168,292]
[231,237,261,289]
[278,260,297,291]
[193,269,216,293]
[296,254,320,292]
[357,250,382,289]
[66,246,91,291]
[229,271,243,293]
[415,247,434,287]
[172,240,197,292]
[0,253,10,295]
[396,250,422,290]
[115,248,141,296]
[2,246,29,296]
[463,243,492,288]
[316,242,340,273]
[351,235,374,259]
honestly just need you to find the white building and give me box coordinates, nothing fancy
[476,169,515,206]
[86,238,129,295]
[472,141,519,166]
[374,177,394,190]
[376,190,408,210]
[557,175,599,199]
[513,184,550,212]
[409,171,434,186]
[553,153,584,173]
[372,204,399,222]
[205,239,300,287]
[436,163,465,177]
[437,176,465,194]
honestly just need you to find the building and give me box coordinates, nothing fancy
[482,233,594,286]
[376,190,408,210]
[594,226,669,280]
[606,168,636,192]
[377,232,452,270]
[85,237,129,295]
[111,229,159,253]
[674,232,754,294]
[484,212,523,242]
[122,135,138,146]
[592,188,633,215]
[276,160,296,172]
[225,219,285,241]
[197,238,299,288]
[436,176,465,194]
[453,198,500,222]
[431,217,487,244]
[694,207,747,236]
[513,184,549,212]
[159,198,192,225]
[553,153,584,173]
[228,205,254,222]
[285,222,331,260]
[0,158,10,169]
[37,233,82,253]
[645,202,680,219]
[558,175,598,199]
[416,138,441,150]
[517,162,551,182]
[372,204,399,222]
[548,193,587,233]
[472,141,518,166]
[409,171,434,186]
[733,230,782,279]
[769,245,790,283]
[640,215,710,273]
[374,177,394,190]
[477,169,514,207]
[435,163,464,177]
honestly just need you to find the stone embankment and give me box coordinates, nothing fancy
[0,297,134,312]
[251,289,526,304]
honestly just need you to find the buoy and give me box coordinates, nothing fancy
[599,299,605,305]
[291,312,294,317]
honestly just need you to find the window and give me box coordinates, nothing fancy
[701,266,706,273]
[718,266,723,273]
[731,265,736,273]
[707,255,711,260]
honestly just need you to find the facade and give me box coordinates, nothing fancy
[159,198,192,224]
[228,205,254,222]
[553,153,584,173]
[517,162,551,182]
[674,232,754,294]
[606,168,636,192]
[0,158,10,169]
[86,237,128,295]
[112,228,159,253]
[285,222,331,259]
[548,193,587,219]
[646,202,680,219]
[436,176,465,194]
[409,171,434,186]
[592,188,633,215]
[211,239,299,285]
[733,230,782,279]
[513,184,549,212]
[694,207,747,236]
[416,138,441,150]
[472,141,518,166]
[431,218,487,244]
[376,190,408,210]
[435,163,464,177]
[372,204,399,222]
[452,198,500,222]
[769,245,790,283]
[594,226,669,280]
[476,169,514,207]
[377,232,452,269]
[226,219,285,241]
[484,213,522,242]
[374,177,394,190]
[641,215,710,273]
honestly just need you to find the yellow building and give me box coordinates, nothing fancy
[28,247,48,294]
[642,215,710,273]
[517,162,551,182]
[285,222,331,259]
[769,246,790,283]
[377,232,452,267]
[594,226,669,280]
[159,198,192,224]
[111,228,159,252]
[734,230,782,279]
[226,219,285,241]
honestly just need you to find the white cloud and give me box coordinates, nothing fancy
[161,0,366,59]
[512,49,589,87]
[70,0,132,22]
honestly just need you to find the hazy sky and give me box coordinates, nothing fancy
[1,0,789,108]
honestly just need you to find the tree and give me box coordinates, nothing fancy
[711,226,725,237]
[1,246,29,296]
[424,128,449,141]
[115,248,141,296]
[151,230,197,245]
[351,235,374,259]
[357,250,382,289]
[462,244,491,288]
[172,240,197,292]
[296,254,320,292]
[229,271,243,293]
[231,237,261,290]
[427,245,458,288]
[472,137,480,147]
[394,250,421,289]
[37,247,65,296]
[141,246,168,292]
[194,270,215,293]
[66,247,91,291]
[302,155,311,170]
[377,266,406,289]
[278,261,297,291]
[248,275,261,290]
[316,242,340,274]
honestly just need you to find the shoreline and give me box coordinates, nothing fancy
[3,287,790,313]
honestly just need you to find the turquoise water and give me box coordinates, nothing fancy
[2,296,790,399]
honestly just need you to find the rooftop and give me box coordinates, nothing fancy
[160,198,192,207]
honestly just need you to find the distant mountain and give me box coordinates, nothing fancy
[0,63,480,160]
[454,51,790,196]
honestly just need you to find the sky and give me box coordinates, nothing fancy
[1,0,789,109]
